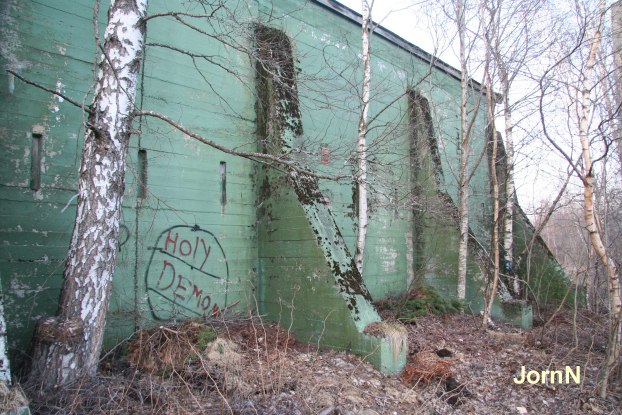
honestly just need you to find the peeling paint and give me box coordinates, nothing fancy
[0,0,568,375]
[310,29,346,50]
[31,229,49,237]
[9,277,45,299]
[0,0,32,94]
[376,245,398,273]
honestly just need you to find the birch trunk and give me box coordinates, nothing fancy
[612,1,622,170]
[482,4,500,327]
[490,5,517,296]
[0,280,10,383]
[29,0,147,389]
[355,0,371,275]
[482,126,500,328]
[457,0,470,300]
[578,2,622,397]
[501,78,517,295]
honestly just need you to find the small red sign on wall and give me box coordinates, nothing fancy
[321,146,330,164]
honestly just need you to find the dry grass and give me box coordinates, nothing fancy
[22,311,622,414]
[127,319,215,373]
[0,382,29,413]
[401,351,452,384]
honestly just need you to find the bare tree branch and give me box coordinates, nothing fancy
[7,70,92,113]
[135,109,349,182]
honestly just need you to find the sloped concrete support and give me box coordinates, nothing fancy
[499,300,533,330]
[256,167,406,374]
[254,25,405,374]
[408,91,539,329]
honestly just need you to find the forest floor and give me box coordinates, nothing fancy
[20,309,622,414]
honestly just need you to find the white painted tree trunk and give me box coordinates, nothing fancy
[457,0,470,300]
[355,0,371,275]
[30,0,147,389]
[577,2,622,397]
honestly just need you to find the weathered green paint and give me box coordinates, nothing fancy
[0,0,569,374]
[1,0,98,369]
[253,22,406,372]
[257,167,406,372]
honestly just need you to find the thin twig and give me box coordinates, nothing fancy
[7,70,92,113]
[135,109,349,182]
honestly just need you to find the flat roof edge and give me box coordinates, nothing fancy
[310,0,465,84]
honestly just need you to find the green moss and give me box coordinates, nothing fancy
[185,326,217,361]
[380,285,464,320]
[197,326,217,349]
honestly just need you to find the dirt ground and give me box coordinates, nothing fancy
[22,310,622,414]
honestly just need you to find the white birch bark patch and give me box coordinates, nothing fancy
[0,298,10,383]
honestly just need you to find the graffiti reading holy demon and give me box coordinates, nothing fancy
[145,225,229,320]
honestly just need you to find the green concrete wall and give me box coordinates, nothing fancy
[105,1,259,347]
[1,0,102,367]
[253,20,406,372]
[0,0,569,373]
[0,0,258,365]
[260,0,478,302]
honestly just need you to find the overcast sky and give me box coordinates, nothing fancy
[337,0,460,66]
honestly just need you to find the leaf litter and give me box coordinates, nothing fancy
[23,310,621,414]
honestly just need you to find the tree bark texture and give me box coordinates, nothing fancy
[0,280,10,383]
[577,2,622,397]
[612,1,622,170]
[457,0,470,300]
[482,126,500,328]
[29,0,147,389]
[500,74,517,295]
[482,8,500,327]
[355,0,371,275]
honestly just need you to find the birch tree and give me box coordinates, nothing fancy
[481,0,501,327]
[28,0,148,389]
[354,0,373,274]
[539,0,622,396]
[455,0,476,300]
[475,0,553,299]
[612,1,622,169]
[16,0,383,389]
[457,0,473,301]
[432,0,483,301]
[0,291,10,383]
[487,0,547,296]
[578,2,622,394]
